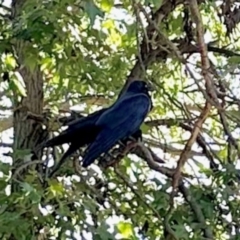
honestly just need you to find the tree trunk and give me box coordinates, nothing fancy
[11,0,44,185]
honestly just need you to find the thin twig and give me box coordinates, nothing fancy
[0,3,11,12]
[114,167,162,221]
[179,182,213,238]
[12,160,43,182]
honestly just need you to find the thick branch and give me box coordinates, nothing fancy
[119,0,185,95]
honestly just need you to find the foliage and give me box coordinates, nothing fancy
[0,0,240,239]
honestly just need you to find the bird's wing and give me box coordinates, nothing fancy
[41,108,105,148]
[82,93,151,167]
[96,93,151,128]
[67,108,106,129]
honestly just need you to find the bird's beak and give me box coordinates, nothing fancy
[147,82,156,92]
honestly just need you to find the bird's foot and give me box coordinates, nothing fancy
[98,151,121,169]
[128,136,137,142]
[123,141,138,155]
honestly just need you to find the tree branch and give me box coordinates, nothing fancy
[179,182,213,238]
[171,0,212,196]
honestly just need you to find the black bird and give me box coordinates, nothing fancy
[39,81,147,177]
[82,80,153,167]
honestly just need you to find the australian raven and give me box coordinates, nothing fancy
[82,80,153,167]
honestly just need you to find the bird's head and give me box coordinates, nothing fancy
[126,80,155,94]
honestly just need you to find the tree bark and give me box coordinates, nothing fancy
[11,0,44,183]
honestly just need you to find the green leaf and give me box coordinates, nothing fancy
[84,0,105,26]
[0,163,10,176]
[173,224,188,238]
[12,72,27,97]
[5,55,17,69]
[145,0,163,9]
[41,57,54,71]
[140,123,151,134]
[49,180,65,197]
[226,110,240,121]
[228,56,240,64]
[100,0,114,12]
[24,52,38,73]
[117,222,134,238]
[13,149,32,160]
[96,222,115,240]
[21,182,35,193]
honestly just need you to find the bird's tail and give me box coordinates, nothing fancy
[42,131,72,148]
[82,128,127,167]
[48,143,80,178]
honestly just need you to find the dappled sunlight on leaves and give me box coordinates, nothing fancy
[0,0,240,239]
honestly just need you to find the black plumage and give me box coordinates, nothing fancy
[39,80,151,177]
[82,80,153,167]
[41,108,106,159]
